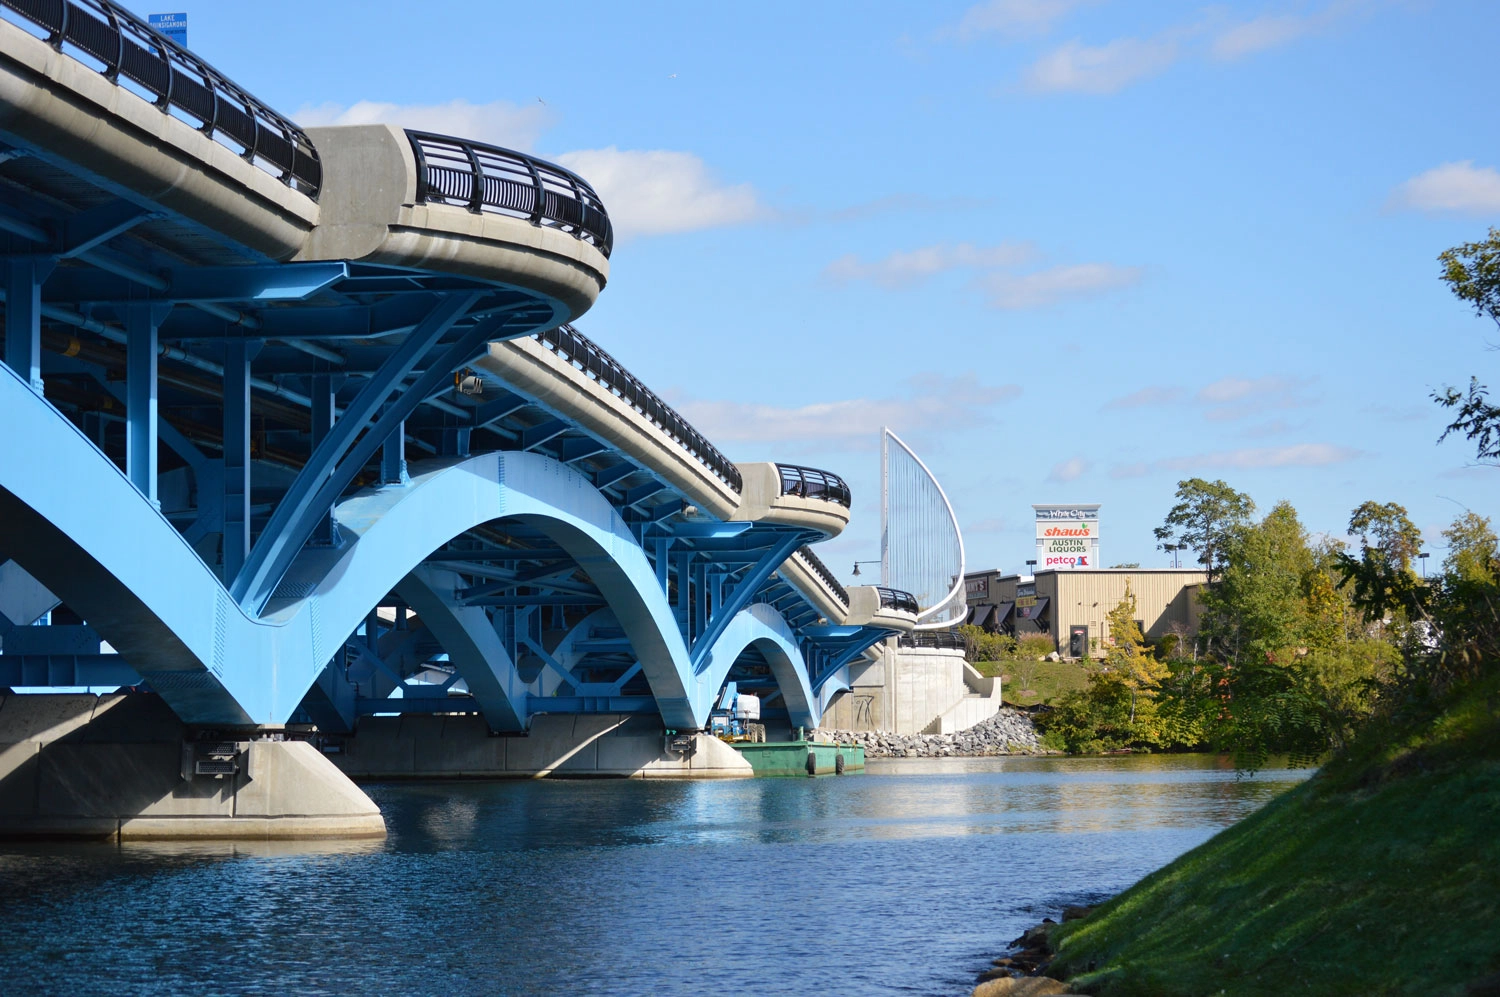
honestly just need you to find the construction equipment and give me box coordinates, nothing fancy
[709,682,765,742]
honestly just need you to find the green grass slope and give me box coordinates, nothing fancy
[1050,676,1500,996]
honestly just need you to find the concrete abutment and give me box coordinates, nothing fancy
[0,693,385,840]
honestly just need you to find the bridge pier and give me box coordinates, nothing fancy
[328,713,753,780]
[0,693,385,840]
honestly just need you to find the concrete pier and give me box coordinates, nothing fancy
[329,713,754,780]
[0,694,385,840]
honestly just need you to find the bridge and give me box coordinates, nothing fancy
[0,1,924,837]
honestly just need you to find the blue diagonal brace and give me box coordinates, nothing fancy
[230,292,479,610]
[689,531,807,673]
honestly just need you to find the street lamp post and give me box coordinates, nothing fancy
[1419,551,1430,579]
[851,559,881,578]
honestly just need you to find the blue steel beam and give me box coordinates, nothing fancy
[229,292,479,611]
[395,565,529,731]
[38,263,351,304]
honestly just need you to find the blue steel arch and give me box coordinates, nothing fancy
[1,362,847,729]
[697,603,819,730]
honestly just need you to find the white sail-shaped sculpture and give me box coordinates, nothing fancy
[880,428,966,630]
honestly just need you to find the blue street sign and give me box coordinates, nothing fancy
[148,12,187,48]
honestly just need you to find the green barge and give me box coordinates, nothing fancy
[729,739,865,776]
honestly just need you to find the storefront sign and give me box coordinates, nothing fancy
[1034,503,1100,570]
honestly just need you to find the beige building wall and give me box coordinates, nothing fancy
[1041,569,1207,657]
[966,568,1207,659]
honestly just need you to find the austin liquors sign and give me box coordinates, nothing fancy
[1034,504,1100,570]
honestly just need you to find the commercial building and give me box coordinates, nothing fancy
[964,567,1207,659]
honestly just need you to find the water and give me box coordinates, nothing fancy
[0,754,1306,996]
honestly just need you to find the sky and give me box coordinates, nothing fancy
[154,0,1499,583]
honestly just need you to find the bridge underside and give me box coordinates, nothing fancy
[0,3,898,749]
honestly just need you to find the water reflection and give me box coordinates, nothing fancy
[1,755,1308,997]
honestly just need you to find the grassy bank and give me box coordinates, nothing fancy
[973,658,1091,706]
[1048,675,1500,996]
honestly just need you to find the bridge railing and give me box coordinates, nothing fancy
[533,324,740,492]
[899,629,966,650]
[408,131,613,258]
[793,546,849,608]
[0,0,321,195]
[776,463,851,508]
[876,586,919,615]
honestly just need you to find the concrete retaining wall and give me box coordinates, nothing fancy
[820,645,979,735]
[0,693,385,840]
[330,713,753,780]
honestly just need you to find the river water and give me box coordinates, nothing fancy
[0,754,1306,996]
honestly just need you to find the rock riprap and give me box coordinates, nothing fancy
[822,708,1042,757]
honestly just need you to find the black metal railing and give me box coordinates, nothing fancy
[534,324,740,491]
[408,131,612,258]
[793,546,850,607]
[876,587,920,615]
[0,0,321,195]
[900,630,966,649]
[776,464,851,508]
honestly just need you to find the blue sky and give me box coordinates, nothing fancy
[165,0,1498,579]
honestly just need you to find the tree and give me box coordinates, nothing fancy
[1441,511,1498,587]
[1201,501,1315,666]
[1153,478,1255,582]
[1335,501,1427,649]
[1106,582,1168,724]
[1434,229,1500,463]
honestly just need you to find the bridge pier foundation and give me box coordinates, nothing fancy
[0,693,385,840]
[328,713,754,780]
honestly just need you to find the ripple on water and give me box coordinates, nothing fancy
[0,754,1307,996]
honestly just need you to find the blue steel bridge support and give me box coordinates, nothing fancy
[0,3,898,739]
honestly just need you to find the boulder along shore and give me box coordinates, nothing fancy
[822,708,1044,757]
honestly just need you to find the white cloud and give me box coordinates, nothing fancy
[296,99,549,150]
[675,373,1021,446]
[1212,14,1316,60]
[955,0,1093,40]
[1211,2,1362,61]
[823,242,1035,288]
[978,262,1142,308]
[554,147,762,237]
[1389,161,1500,215]
[1158,443,1363,470]
[1022,36,1180,94]
[1103,385,1184,410]
[1048,457,1090,482]
[1195,375,1315,422]
[1108,443,1362,478]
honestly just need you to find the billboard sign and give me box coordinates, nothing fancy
[1034,503,1100,570]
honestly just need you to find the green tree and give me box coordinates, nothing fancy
[1153,478,1255,582]
[1202,501,1315,667]
[1441,511,1498,586]
[1106,582,1168,724]
[1433,229,1500,462]
[1337,501,1426,630]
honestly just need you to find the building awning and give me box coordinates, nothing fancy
[1016,596,1049,621]
[969,604,995,628]
[993,601,1015,623]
